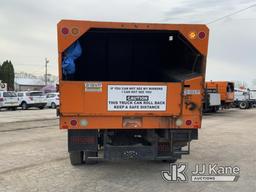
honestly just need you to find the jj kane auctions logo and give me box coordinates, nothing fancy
[162,163,240,182]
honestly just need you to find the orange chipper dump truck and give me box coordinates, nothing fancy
[206,81,234,108]
[57,20,209,165]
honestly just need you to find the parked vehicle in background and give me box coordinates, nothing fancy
[248,89,256,107]
[203,88,221,113]
[206,81,234,108]
[46,92,59,108]
[234,88,256,109]
[0,91,19,110]
[17,91,47,110]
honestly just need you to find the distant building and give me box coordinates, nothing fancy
[14,78,45,91]
[14,72,58,91]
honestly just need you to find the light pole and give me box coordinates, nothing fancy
[45,58,49,85]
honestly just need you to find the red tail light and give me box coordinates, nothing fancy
[29,96,33,101]
[61,27,69,35]
[0,97,3,102]
[70,119,77,126]
[186,120,192,126]
[198,31,206,39]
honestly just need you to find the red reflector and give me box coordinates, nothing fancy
[61,27,69,35]
[186,120,192,126]
[198,31,206,39]
[62,124,68,129]
[70,119,77,126]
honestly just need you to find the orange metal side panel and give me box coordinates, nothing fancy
[57,20,209,130]
[60,81,182,116]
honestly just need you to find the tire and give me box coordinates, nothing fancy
[84,151,98,164]
[211,106,217,113]
[51,102,56,109]
[69,151,84,165]
[21,102,27,110]
[162,159,177,163]
[239,101,248,109]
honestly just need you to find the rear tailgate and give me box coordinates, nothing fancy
[60,81,182,116]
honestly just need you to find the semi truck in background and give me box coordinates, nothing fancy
[206,81,234,108]
[203,87,221,113]
[57,20,209,165]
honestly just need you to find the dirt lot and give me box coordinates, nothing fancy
[0,108,255,192]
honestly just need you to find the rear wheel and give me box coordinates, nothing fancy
[239,101,248,109]
[21,102,27,110]
[162,159,177,163]
[51,102,56,109]
[69,151,84,165]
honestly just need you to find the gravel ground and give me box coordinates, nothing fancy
[0,108,255,192]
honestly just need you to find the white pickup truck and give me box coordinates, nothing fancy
[17,91,47,110]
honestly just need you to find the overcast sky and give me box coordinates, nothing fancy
[0,0,255,86]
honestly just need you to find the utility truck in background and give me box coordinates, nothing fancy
[205,81,234,108]
[203,87,221,113]
[234,88,256,109]
[57,20,209,165]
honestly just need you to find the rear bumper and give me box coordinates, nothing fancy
[0,102,19,108]
[60,115,201,129]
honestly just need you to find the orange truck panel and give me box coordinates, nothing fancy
[58,20,209,130]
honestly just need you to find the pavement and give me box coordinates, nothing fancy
[0,108,255,192]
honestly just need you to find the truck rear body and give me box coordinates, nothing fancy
[57,20,209,163]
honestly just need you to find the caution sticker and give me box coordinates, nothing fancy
[108,85,167,111]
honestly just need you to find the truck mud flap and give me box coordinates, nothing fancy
[68,130,98,152]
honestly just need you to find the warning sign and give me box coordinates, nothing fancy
[108,85,167,111]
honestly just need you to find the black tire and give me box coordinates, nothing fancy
[162,159,177,163]
[239,101,248,109]
[211,106,217,113]
[51,102,56,109]
[21,102,27,110]
[38,106,44,109]
[84,151,98,164]
[69,151,84,165]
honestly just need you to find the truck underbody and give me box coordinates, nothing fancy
[68,129,198,164]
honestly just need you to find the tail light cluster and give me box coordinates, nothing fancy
[68,118,88,128]
[29,96,33,101]
[0,97,3,102]
[61,27,80,36]
[188,31,206,40]
[175,118,193,127]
